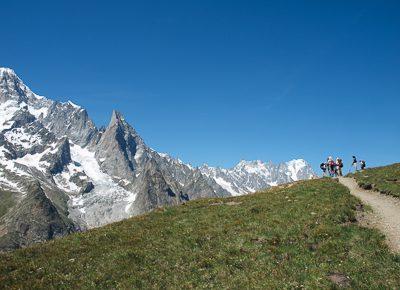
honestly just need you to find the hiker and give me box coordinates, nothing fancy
[336,157,343,176]
[327,156,336,177]
[360,160,366,170]
[320,162,327,176]
[351,156,358,172]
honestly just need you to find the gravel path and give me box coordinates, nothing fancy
[339,177,400,253]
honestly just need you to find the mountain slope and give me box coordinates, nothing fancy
[0,182,76,252]
[0,67,314,251]
[0,179,399,288]
[0,68,228,239]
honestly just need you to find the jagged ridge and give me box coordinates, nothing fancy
[0,67,315,251]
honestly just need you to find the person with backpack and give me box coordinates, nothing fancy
[320,162,327,176]
[351,156,358,172]
[327,156,336,177]
[336,157,343,176]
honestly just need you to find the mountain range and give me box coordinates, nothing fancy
[0,68,314,251]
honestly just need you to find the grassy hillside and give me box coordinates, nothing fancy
[1,179,399,289]
[351,163,400,198]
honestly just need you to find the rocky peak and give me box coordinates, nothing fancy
[42,101,98,147]
[235,159,266,169]
[95,111,143,179]
[110,110,124,125]
[0,67,47,106]
[0,67,28,103]
[0,67,17,78]
[108,110,143,142]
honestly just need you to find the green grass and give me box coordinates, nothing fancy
[350,163,400,198]
[0,179,399,289]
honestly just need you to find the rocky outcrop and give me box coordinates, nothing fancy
[0,182,76,252]
[0,68,30,104]
[41,138,72,174]
[42,102,99,147]
[9,109,36,129]
[132,159,180,214]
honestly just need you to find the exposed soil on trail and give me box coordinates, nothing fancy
[339,177,400,253]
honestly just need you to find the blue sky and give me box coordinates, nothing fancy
[1,0,399,171]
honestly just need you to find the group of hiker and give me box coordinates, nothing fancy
[320,155,366,177]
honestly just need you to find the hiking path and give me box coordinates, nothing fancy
[339,177,400,253]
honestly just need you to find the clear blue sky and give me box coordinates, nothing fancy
[1,0,399,171]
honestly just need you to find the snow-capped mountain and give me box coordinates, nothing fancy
[200,159,315,196]
[0,68,314,251]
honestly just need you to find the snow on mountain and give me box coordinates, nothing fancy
[0,67,315,251]
[0,67,231,251]
[285,159,314,181]
[67,143,137,228]
[200,159,315,196]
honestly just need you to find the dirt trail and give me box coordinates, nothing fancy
[339,177,400,253]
